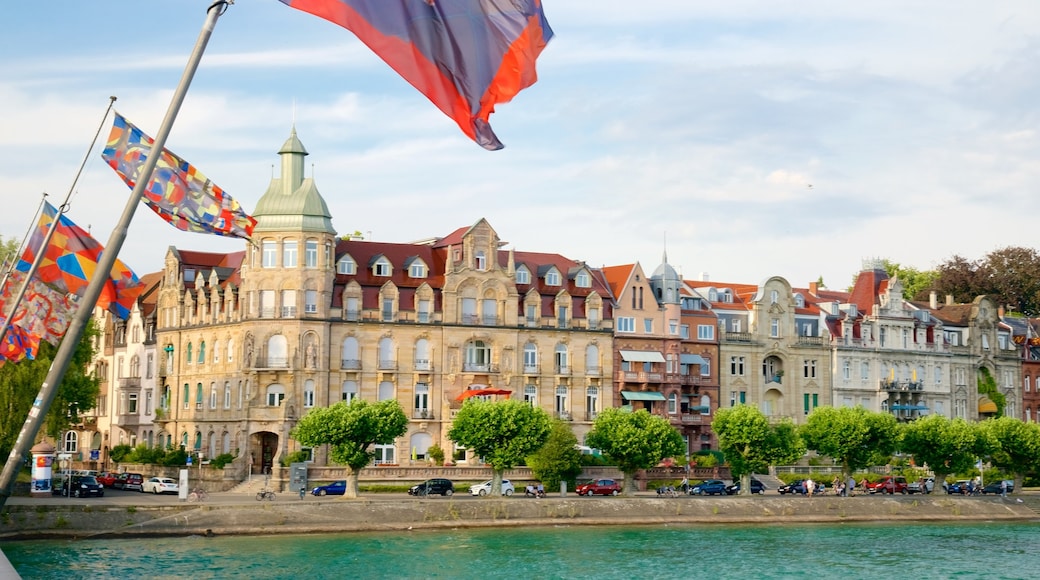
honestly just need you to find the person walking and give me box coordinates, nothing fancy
[848,476,856,497]
[1000,479,1008,498]
[805,477,814,498]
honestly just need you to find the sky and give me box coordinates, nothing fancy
[2,1,1040,292]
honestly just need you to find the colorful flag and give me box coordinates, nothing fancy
[278,0,554,150]
[17,202,143,320]
[0,321,38,364]
[0,270,78,346]
[101,112,257,240]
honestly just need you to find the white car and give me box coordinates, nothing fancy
[469,479,515,496]
[142,477,179,495]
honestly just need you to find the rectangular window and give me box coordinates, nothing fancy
[558,306,568,329]
[260,290,275,318]
[409,262,425,278]
[700,358,711,377]
[617,317,635,333]
[303,388,315,408]
[524,385,537,406]
[644,318,653,333]
[842,361,851,380]
[770,318,780,338]
[374,444,395,465]
[414,383,430,414]
[382,298,394,322]
[281,290,297,317]
[861,362,870,380]
[526,303,537,327]
[681,324,690,339]
[555,386,568,416]
[145,391,153,415]
[804,394,810,415]
[730,356,744,376]
[731,319,742,333]
[262,241,277,268]
[305,240,318,268]
[345,297,359,321]
[305,290,318,314]
[128,393,138,414]
[418,299,431,323]
[283,240,298,267]
[669,320,678,335]
[697,325,714,340]
[803,360,816,379]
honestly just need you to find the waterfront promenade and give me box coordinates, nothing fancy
[3,489,1037,540]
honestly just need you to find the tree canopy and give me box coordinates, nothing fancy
[800,406,898,478]
[899,414,985,488]
[525,419,583,493]
[290,399,408,498]
[712,405,804,495]
[448,399,551,495]
[585,408,685,496]
[979,416,1040,492]
[931,246,1040,316]
[0,320,100,459]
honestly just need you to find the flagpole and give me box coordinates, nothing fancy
[0,193,48,288]
[0,97,117,351]
[0,0,232,507]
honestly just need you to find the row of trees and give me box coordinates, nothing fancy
[291,398,684,498]
[715,405,1040,495]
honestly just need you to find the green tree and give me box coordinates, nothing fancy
[0,320,100,459]
[585,408,684,496]
[291,399,408,498]
[712,405,804,495]
[448,399,551,496]
[526,419,583,492]
[0,235,18,265]
[979,416,1040,493]
[899,414,985,488]
[800,406,898,481]
[931,247,1040,316]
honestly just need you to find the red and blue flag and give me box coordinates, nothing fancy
[278,0,554,150]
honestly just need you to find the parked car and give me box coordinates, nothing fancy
[469,479,515,496]
[867,476,908,494]
[981,480,1014,495]
[311,480,348,496]
[777,480,825,495]
[946,480,974,494]
[54,475,104,498]
[114,472,145,491]
[576,479,621,496]
[726,478,766,495]
[96,472,118,487]
[907,478,934,494]
[408,478,455,496]
[142,477,179,495]
[689,479,728,496]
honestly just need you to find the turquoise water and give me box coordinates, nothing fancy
[4,522,1038,579]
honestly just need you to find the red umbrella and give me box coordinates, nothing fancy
[455,388,512,402]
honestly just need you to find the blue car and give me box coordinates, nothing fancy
[689,479,728,496]
[311,480,347,496]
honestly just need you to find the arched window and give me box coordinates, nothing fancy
[194,431,202,450]
[198,341,206,364]
[554,344,569,374]
[186,342,193,365]
[182,383,190,409]
[414,338,430,370]
[209,383,217,409]
[303,379,315,408]
[195,383,204,409]
[129,355,140,377]
[341,336,360,369]
[667,392,678,414]
[523,342,538,373]
[224,382,231,409]
[585,345,599,373]
[227,338,234,362]
[378,337,395,369]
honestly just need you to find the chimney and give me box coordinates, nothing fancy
[945,295,954,306]
[929,291,937,309]
[809,281,819,296]
[700,272,709,282]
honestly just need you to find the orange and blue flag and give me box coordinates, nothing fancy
[17,202,143,320]
[278,0,553,150]
[102,112,257,240]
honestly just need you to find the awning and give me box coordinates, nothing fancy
[890,404,912,410]
[680,354,707,365]
[456,388,512,402]
[912,405,930,411]
[619,350,666,363]
[978,397,998,414]
[688,405,710,413]
[621,391,666,401]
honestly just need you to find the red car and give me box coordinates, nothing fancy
[96,472,118,487]
[576,478,621,496]
[866,476,908,494]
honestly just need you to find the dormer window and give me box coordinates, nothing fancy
[475,251,487,271]
[794,293,805,308]
[770,290,779,304]
[373,258,391,277]
[409,261,427,278]
[575,271,590,288]
[546,270,561,286]
[337,255,356,275]
[516,266,530,285]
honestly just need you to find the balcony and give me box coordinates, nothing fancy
[461,314,479,325]
[880,379,923,392]
[523,364,539,374]
[255,355,290,369]
[378,359,398,371]
[414,359,432,372]
[413,409,434,420]
[482,315,500,326]
[118,377,141,389]
[723,331,754,343]
[344,310,360,322]
[679,374,708,386]
[680,413,705,424]
[586,365,601,376]
[463,363,496,373]
[554,365,571,376]
[341,359,361,370]
[796,336,824,346]
[555,411,572,421]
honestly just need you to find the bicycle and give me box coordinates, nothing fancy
[188,487,208,502]
[256,489,276,501]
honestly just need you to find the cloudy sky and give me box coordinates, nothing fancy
[2,1,1040,292]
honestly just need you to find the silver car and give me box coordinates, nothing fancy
[469,479,515,496]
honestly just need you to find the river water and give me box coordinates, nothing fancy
[4,522,1038,579]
